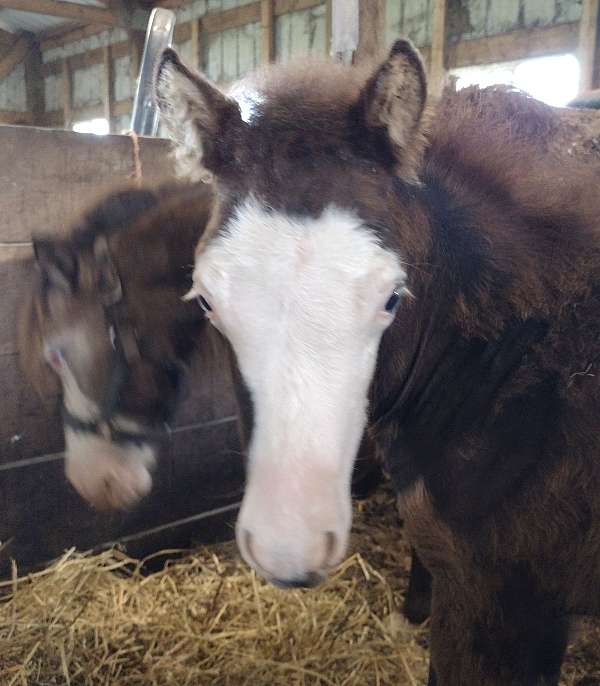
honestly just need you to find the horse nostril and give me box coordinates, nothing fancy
[323,530,338,567]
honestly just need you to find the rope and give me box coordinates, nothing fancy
[128,130,144,187]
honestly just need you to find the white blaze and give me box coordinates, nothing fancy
[191,199,406,584]
[44,334,156,510]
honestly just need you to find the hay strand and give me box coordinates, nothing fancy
[0,486,598,685]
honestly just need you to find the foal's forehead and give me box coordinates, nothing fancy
[198,198,402,290]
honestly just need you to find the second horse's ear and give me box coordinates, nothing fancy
[33,239,78,292]
[359,39,428,179]
[154,48,244,181]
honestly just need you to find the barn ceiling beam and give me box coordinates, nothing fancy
[0,33,29,80]
[0,1,122,27]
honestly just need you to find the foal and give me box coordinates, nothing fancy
[156,41,600,684]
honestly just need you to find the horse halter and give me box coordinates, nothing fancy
[61,234,164,447]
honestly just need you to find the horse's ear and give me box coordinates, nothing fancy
[155,48,243,181]
[33,239,78,293]
[360,39,428,179]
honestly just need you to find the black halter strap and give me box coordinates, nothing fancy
[60,234,167,447]
[61,405,163,446]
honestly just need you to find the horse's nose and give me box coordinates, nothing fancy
[238,528,342,587]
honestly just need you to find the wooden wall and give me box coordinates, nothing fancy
[0,127,244,574]
[1,0,599,129]
[36,0,328,133]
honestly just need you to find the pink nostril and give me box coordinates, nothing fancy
[323,531,338,567]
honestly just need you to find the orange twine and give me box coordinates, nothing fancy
[128,130,143,187]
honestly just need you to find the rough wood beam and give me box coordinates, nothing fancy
[62,56,72,129]
[201,2,260,34]
[24,34,44,125]
[0,0,120,26]
[0,109,33,124]
[102,44,113,131]
[429,0,447,98]
[190,17,200,69]
[325,0,331,56]
[0,35,29,80]
[445,22,579,69]
[273,0,322,15]
[356,0,384,62]
[42,96,133,127]
[579,0,600,93]
[40,23,105,51]
[261,0,274,63]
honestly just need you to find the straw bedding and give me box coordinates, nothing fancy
[1,484,598,686]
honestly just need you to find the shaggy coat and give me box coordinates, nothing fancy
[156,40,600,685]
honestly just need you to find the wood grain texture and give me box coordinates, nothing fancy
[579,0,600,93]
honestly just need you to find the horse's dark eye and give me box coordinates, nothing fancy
[384,289,401,313]
[197,295,212,314]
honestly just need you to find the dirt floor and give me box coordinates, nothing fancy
[0,482,599,685]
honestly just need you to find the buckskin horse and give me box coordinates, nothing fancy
[155,40,600,685]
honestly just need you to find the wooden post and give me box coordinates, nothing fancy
[260,0,274,63]
[129,29,145,93]
[102,44,113,132]
[330,0,384,65]
[579,0,600,93]
[24,34,44,126]
[429,0,447,99]
[190,17,201,70]
[356,0,385,63]
[62,56,72,129]
[325,0,332,57]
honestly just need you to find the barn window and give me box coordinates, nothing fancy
[451,54,580,108]
[72,118,110,135]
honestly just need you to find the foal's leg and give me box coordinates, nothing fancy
[403,548,432,624]
[427,570,569,686]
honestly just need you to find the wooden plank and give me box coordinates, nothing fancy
[579,0,600,93]
[0,35,29,80]
[102,44,113,132]
[202,2,260,34]
[62,56,71,129]
[173,21,191,44]
[0,0,119,26]
[0,127,173,242]
[274,0,322,15]
[190,17,200,70]
[0,110,33,124]
[24,35,45,125]
[42,40,129,77]
[356,0,384,63]
[40,23,105,52]
[429,0,447,99]
[261,0,274,63]
[445,21,579,68]
[324,0,331,56]
[40,97,133,127]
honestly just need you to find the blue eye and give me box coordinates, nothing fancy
[384,288,401,313]
[197,295,212,314]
